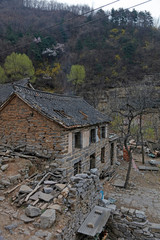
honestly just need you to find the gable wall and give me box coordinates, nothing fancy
[0,96,65,158]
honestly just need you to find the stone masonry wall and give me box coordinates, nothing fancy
[61,127,110,177]
[53,171,102,240]
[0,96,64,158]
[106,206,160,240]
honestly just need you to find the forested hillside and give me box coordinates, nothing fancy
[0,0,160,97]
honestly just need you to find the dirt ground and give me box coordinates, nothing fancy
[103,152,160,223]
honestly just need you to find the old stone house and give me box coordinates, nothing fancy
[0,85,117,177]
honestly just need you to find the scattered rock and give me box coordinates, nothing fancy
[44,181,56,185]
[38,192,54,202]
[20,214,35,223]
[0,196,5,201]
[9,174,21,184]
[1,179,10,187]
[55,184,66,190]
[28,236,41,240]
[30,191,41,201]
[40,209,56,229]
[19,185,32,194]
[35,230,50,238]
[25,205,41,218]
[43,187,53,194]
[4,223,18,234]
[47,204,61,212]
[1,164,8,171]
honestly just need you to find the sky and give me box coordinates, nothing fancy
[53,0,160,19]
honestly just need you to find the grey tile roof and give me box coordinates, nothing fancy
[12,85,110,128]
[0,78,31,105]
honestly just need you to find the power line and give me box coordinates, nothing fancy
[0,0,152,58]
[73,0,152,29]
[0,0,120,58]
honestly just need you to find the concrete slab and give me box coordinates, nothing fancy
[113,179,125,188]
[138,166,159,171]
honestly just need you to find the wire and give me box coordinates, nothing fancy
[73,0,152,29]
[0,0,120,58]
[0,0,152,58]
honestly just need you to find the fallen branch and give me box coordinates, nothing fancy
[24,172,53,202]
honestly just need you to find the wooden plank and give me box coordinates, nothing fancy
[138,166,159,171]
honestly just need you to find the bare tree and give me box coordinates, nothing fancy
[110,82,156,188]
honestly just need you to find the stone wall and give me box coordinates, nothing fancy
[61,127,110,177]
[52,171,102,240]
[0,95,63,158]
[106,206,160,240]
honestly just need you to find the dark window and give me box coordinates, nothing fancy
[101,126,106,138]
[110,143,114,165]
[74,161,81,175]
[75,132,81,148]
[90,129,96,143]
[101,147,105,163]
[90,153,96,169]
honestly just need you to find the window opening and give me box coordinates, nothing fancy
[101,126,106,138]
[101,147,105,163]
[74,161,81,175]
[90,153,96,169]
[75,131,81,148]
[90,129,96,143]
[110,143,114,165]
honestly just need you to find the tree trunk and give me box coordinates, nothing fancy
[124,117,133,189]
[124,136,132,188]
[139,114,145,164]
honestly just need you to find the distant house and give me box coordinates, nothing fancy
[0,78,33,105]
[0,85,117,177]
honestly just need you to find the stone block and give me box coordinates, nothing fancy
[135,210,146,220]
[55,184,66,190]
[121,207,129,214]
[25,205,41,217]
[43,187,53,194]
[40,209,56,229]
[19,185,32,194]
[20,214,35,223]
[1,164,8,171]
[47,204,61,212]
[38,192,54,202]
[149,223,160,233]
[9,174,21,184]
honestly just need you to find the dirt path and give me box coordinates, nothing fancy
[103,153,160,223]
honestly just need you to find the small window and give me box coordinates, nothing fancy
[90,129,96,143]
[75,132,81,148]
[101,126,106,138]
[74,161,81,175]
[90,153,96,169]
[101,147,105,163]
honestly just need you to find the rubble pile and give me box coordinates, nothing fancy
[0,149,102,240]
